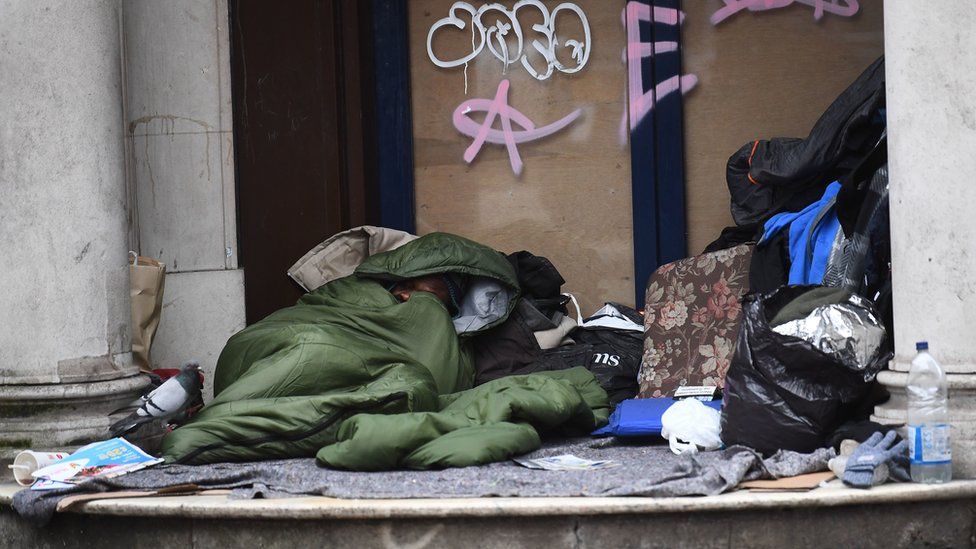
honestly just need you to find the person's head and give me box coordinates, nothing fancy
[390,275,451,307]
[389,274,468,315]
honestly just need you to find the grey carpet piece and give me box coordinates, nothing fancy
[12,438,834,527]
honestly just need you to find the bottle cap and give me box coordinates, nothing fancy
[916,341,929,351]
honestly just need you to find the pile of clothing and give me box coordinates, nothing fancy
[712,56,891,306]
[641,56,900,479]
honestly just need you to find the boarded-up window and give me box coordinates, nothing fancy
[408,0,634,314]
[407,0,885,311]
[681,1,885,253]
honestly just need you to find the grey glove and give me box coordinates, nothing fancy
[842,431,908,489]
[887,445,911,482]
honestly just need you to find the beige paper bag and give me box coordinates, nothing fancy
[129,252,166,373]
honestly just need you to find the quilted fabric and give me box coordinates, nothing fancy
[637,244,754,398]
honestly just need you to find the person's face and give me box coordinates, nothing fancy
[391,276,451,308]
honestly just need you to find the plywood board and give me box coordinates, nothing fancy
[409,0,635,314]
[681,0,885,254]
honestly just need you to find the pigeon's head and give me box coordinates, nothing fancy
[178,361,204,390]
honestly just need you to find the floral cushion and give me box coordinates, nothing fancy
[637,244,754,398]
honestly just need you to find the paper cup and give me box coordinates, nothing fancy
[9,451,68,486]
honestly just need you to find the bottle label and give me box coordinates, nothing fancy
[908,424,952,464]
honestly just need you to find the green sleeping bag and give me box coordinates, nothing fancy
[161,233,608,468]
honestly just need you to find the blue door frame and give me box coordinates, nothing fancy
[371,0,687,308]
[371,0,417,234]
[627,0,689,306]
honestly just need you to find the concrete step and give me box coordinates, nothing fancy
[3,481,976,548]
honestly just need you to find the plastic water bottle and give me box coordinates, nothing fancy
[907,341,952,483]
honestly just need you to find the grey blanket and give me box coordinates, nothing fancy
[12,438,834,526]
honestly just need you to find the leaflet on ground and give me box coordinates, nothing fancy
[31,438,163,491]
[513,454,620,471]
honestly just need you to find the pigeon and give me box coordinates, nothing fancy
[110,362,203,437]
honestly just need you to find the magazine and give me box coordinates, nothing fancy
[31,438,163,491]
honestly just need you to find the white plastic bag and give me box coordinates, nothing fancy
[660,399,723,455]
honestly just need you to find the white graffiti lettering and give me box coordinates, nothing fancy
[427,1,591,81]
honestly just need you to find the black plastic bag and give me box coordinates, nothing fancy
[720,286,889,455]
[576,328,642,405]
[534,303,644,406]
[534,336,642,406]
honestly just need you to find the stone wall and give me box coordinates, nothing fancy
[0,0,245,459]
[121,0,244,400]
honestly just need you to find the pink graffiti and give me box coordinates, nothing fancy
[453,79,582,176]
[711,0,859,25]
[620,2,698,143]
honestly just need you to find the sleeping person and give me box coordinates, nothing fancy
[162,232,607,469]
[160,233,519,464]
[389,273,468,316]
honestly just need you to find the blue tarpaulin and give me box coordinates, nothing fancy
[593,398,723,437]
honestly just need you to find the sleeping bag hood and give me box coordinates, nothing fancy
[161,233,522,464]
[355,232,521,336]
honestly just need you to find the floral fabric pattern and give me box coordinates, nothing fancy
[638,244,754,398]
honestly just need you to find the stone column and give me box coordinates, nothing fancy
[872,0,976,477]
[0,0,148,458]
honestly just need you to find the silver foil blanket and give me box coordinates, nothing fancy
[772,294,886,380]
